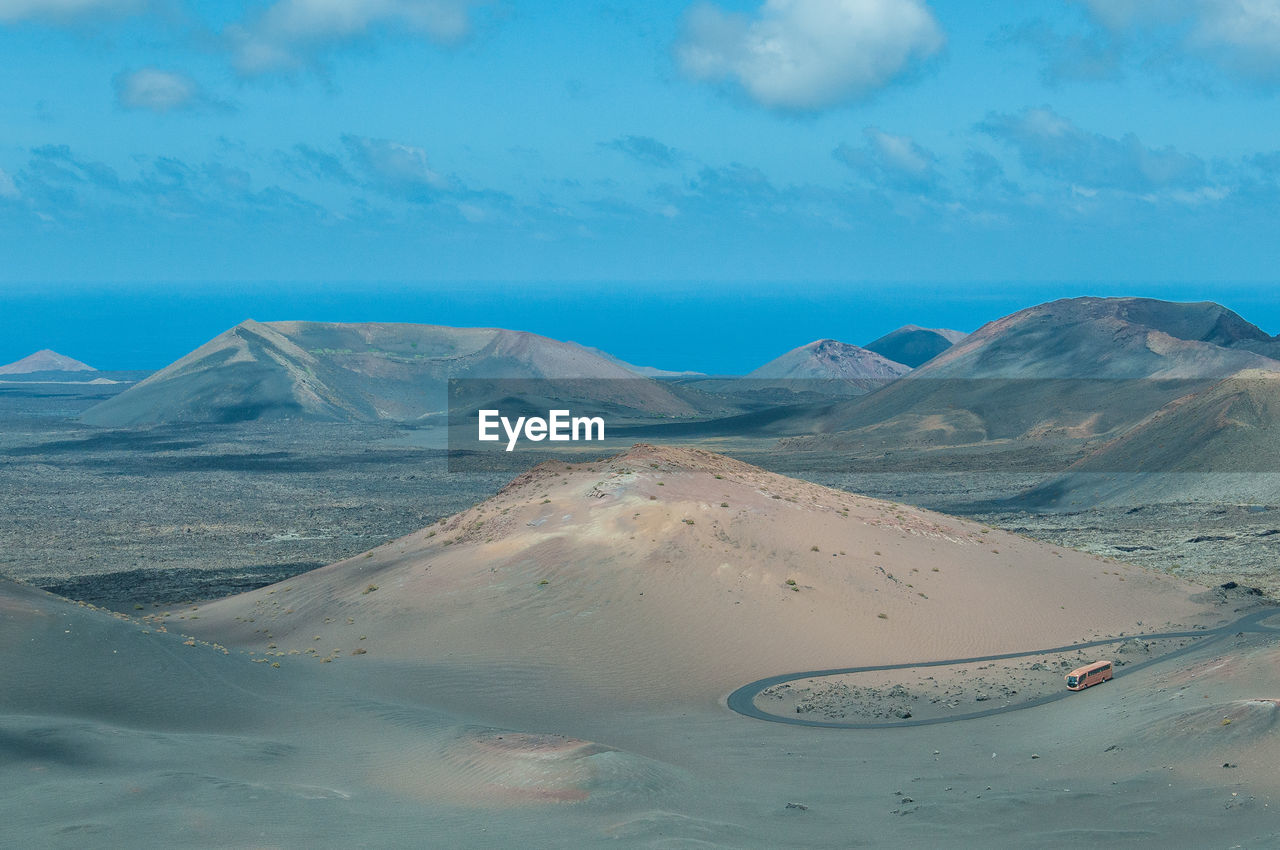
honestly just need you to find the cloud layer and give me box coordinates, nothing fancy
[676,0,944,111]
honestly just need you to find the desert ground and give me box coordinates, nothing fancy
[5,416,1280,846]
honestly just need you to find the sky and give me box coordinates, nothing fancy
[3,0,1280,370]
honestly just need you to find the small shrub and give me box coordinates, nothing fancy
[877,613,888,620]
[810,546,819,552]
[363,584,378,594]
[538,579,550,586]
[785,579,797,586]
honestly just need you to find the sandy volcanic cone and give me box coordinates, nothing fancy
[184,445,1219,705]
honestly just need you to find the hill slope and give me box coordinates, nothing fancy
[1019,369,1280,508]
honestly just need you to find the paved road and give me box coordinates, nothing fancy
[727,606,1280,729]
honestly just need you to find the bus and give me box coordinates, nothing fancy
[1066,660,1112,691]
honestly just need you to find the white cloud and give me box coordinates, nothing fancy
[114,68,200,112]
[675,0,945,111]
[228,0,477,75]
[0,167,18,199]
[0,0,145,22]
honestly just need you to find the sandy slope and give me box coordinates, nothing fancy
[184,445,1216,703]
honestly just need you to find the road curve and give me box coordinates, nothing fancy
[727,607,1280,730]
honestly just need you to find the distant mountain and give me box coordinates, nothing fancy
[863,325,966,369]
[921,297,1278,380]
[675,339,910,406]
[81,320,704,427]
[747,339,909,385]
[782,297,1280,449]
[0,349,95,374]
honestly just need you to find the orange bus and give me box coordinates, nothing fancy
[1066,660,1113,691]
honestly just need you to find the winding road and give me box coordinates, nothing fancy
[727,606,1280,729]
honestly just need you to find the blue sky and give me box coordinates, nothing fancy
[2,1,1280,369]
